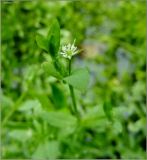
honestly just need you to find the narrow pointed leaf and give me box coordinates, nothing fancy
[36,34,48,52]
[47,19,60,57]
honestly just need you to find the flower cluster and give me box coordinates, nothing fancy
[60,40,79,59]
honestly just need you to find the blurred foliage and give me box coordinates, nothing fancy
[1,0,146,159]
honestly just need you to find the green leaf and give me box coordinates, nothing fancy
[41,61,62,79]
[81,105,108,129]
[35,94,54,111]
[36,34,48,52]
[32,141,60,159]
[19,99,41,112]
[47,19,60,57]
[8,129,32,142]
[103,100,113,121]
[64,68,90,91]
[51,84,67,109]
[53,58,68,77]
[19,99,43,116]
[112,121,123,134]
[42,111,77,129]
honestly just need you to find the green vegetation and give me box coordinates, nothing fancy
[1,0,146,159]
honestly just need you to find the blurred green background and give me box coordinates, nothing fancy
[1,0,146,159]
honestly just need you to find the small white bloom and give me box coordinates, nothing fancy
[60,40,79,59]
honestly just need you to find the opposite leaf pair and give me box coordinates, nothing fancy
[36,19,90,92]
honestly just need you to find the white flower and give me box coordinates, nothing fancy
[60,40,79,59]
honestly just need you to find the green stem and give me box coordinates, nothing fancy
[68,59,79,118]
[69,85,78,116]
[2,92,26,127]
[68,58,72,75]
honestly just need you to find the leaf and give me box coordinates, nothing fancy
[53,58,68,77]
[51,84,66,109]
[47,19,60,57]
[42,111,77,129]
[32,141,60,159]
[18,99,43,116]
[35,94,54,111]
[36,34,48,52]
[64,68,90,91]
[103,100,113,121]
[81,105,108,129]
[59,126,77,138]
[128,118,146,133]
[41,61,62,79]
[19,99,41,112]
[8,129,32,142]
[1,95,14,108]
[113,121,123,134]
